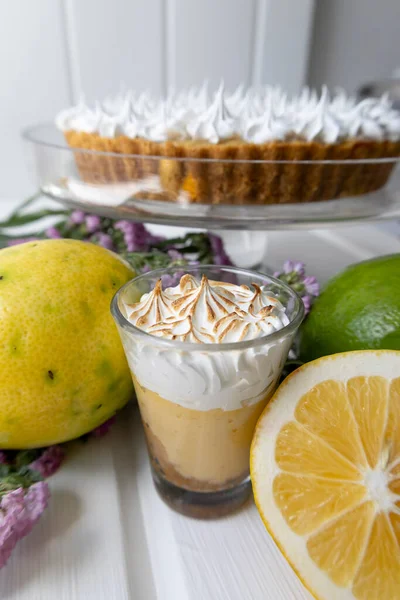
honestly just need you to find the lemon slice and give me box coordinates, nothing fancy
[250,350,400,600]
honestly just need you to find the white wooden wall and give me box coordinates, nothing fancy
[2,0,315,200]
[309,0,400,92]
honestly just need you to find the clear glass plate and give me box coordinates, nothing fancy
[23,123,400,230]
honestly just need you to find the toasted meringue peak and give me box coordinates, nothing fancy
[125,274,289,343]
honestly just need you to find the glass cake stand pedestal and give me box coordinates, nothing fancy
[23,123,400,269]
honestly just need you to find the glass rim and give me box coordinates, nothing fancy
[110,264,305,352]
[22,122,400,165]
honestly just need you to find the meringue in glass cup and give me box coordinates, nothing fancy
[111,265,304,518]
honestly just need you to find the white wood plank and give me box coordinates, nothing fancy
[171,505,311,600]
[132,394,310,600]
[308,0,400,92]
[0,0,71,200]
[259,0,315,92]
[250,0,269,86]
[163,0,176,93]
[62,0,83,102]
[2,195,400,600]
[0,428,129,599]
[132,415,190,600]
[67,0,164,102]
[0,409,157,600]
[109,408,157,600]
[266,226,400,283]
[172,0,256,90]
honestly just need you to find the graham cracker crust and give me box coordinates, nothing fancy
[65,130,400,205]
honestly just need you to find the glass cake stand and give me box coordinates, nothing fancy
[23,123,400,266]
[23,123,400,229]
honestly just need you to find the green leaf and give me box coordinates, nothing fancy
[153,236,186,249]
[17,465,43,482]
[0,233,23,241]
[0,464,10,478]
[14,449,41,470]
[0,469,43,495]
[0,209,69,229]
[2,192,41,222]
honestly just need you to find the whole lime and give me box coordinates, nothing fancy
[299,254,400,362]
[0,239,135,448]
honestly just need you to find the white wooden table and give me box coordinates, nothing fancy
[0,197,399,600]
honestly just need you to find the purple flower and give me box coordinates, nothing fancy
[45,226,62,239]
[302,276,319,297]
[274,259,320,315]
[94,233,114,250]
[161,272,184,288]
[132,223,149,239]
[125,242,136,252]
[114,220,131,232]
[0,452,7,464]
[29,446,65,479]
[149,234,165,244]
[121,223,165,253]
[208,234,224,256]
[213,251,234,266]
[7,237,39,246]
[125,237,142,252]
[208,234,234,266]
[282,260,305,276]
[0,482,50,569]
[91,416,116,438]
[70,210,86,225]
[167,249,183,261]
[140,225,165,246]
[85,215,102,233]
[160,274,176,288]
[124,225,144,252]
[302,295,312,315]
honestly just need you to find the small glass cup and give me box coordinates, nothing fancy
[111,265,304,518]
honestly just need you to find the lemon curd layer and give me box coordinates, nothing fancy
[133,376,271,491]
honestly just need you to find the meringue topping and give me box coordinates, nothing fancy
[125,274,289,344]
[56,84,400,144]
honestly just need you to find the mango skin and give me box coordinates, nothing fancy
[0,239,135,448]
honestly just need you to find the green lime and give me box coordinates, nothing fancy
[299,254,400,362]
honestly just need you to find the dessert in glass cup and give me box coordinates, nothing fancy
[111,265,304,517]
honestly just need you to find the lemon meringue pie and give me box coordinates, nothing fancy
[120,274,292,500]
[57,84,400,205]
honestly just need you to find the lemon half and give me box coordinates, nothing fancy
[251,350,400,600]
